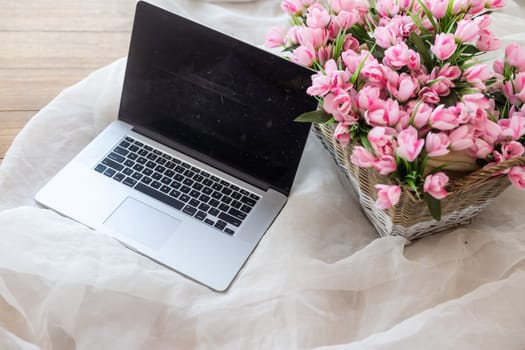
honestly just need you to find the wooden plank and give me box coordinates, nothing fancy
[0,0,135,32]
[0,111,36,160]
[0,68,94,111]
[0,31,130,69]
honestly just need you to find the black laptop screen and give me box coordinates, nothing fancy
[119,2,317,194]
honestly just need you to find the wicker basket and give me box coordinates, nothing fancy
[313,123,525,240]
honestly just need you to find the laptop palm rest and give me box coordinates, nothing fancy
[105,197,180,250]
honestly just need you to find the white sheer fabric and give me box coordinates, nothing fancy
[1,1,525,349]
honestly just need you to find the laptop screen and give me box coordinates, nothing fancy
[119,1,317,194]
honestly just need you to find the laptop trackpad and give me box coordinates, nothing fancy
[104,197,181,250]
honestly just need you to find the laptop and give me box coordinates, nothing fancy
[35,1,316,291]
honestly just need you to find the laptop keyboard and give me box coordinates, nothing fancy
[93,136,260,235]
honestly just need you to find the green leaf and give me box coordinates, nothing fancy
[424,193,442,221]
[416,0,438,32]
[282,44,300,53]
[294,110,332,123]
[410,32,432,70]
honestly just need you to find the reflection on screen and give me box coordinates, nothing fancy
[120,2,317,194]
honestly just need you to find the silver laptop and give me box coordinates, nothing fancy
[35,1,316,291]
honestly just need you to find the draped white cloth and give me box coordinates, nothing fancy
[1,1,525,349]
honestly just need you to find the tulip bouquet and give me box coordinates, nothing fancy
[266,0,525,223]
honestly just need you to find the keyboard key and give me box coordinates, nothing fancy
[151,181,161,189]
[161,176,172,185]
[209,208,219,216]
[125,136,134,143]
[211,191,222,200]
[228,207,247,220]
[221,187,232,196]
[240,196,256,207]
[134,140,144,147]
[123,177,137,187]
[129,145,139,152]
[240,189,249,196]
[152,172,162,180]
[135,183,184,210]
[230,184,239,191]
[195,211,207,221]
[199,194,210,203]
[215,220,227,230]
[189,198,199,207]
[189,190,200,198]
[209,199,220,208]
[162,153,172,160]
[221,196,232,205]
[147,153,158,161]
[249,193,259,200]
[183,170,194,178]
[133,164,144,172]
[114,146,129,156]
[193,174,204,182]
[231,192,242,200]
[198,203,210,212]
[128,153,138,160]
[192,182,203,191]
[141,176,152,185]
[153,149,162,155]
[165,170,175,177]
[124,160,134,167]
[212,183,222,191]
[170,189,180,198]
[113,173,125,182]
[132,172,143,181]
[146,161,156,169]
[119,140,131,148]
[219,203,229,212]
[183,178,194,186]
[240,204,252,214]
[165,161,176,169]
[171,181,182,189]
[181,162,191,169]
[174,174,184,182]
[172,158,181,164]
[123,167,133,176]
[211,175,220,182]
[180,186,191,194]
[138,149,148,156]
[175,166,185,173]
[231,200,242,209]
[180,194,190,202]
[202,187,213,195]
[224,228,235,235]
[157,158,167,165]
[144,145,153,151]
[102,158,124,171]
[143,168,153,176]
[204,218,215,225]
[160,185,171,194]
[104,168,116,177]
[218,212,241,227]
[95,164,107,173]
[220,180,229,187]
[203,179,213,186]
[137,157,147,164]
[201,172,210,178]
[155,165,166,173]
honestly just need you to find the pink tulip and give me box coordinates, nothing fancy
[330,0,370,14]
[463,63,493,89]
[383,42,411,69]
[426,132,451,157]
[423,172,449,200]
[493,59,504,75]
[508,166,525,189]
[323,88,354,122]
[296,26,328,48]
[360,62,387,86]
[396,126,424,161]
[418,86,440,104]
[292,44,316,67]
[281,0,303,15]
[335,10,360,31]
[431,33,457,60]
[410,101,433,129]
[505,43,525,72]
[376,0,400,17]
[307,73,332,97]
[374,184,401,209]
[454,19,480,43]
[391,74,419,101]
[499,114,525,140]
[501,141,525,159]
[486,0,505,9]
[265,26,286,48]
[351,146,376,167]
[368,126,397,156]
[449,125,474,151]
[473,14,491,29]
[365,99,402,127]
[430,105,460,131]
[306,3,331,29]
[468,138,493,159]
[374,26,399,49]
[334,122,351,147]
[407,50,421,71]
[476,29,501,51]
[374,155,398,175]
[426,0,448,18]
[357,85,381,111]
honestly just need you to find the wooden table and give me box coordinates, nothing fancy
[0,0,135,164]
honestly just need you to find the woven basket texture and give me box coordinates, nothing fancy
[313,123,525,240]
